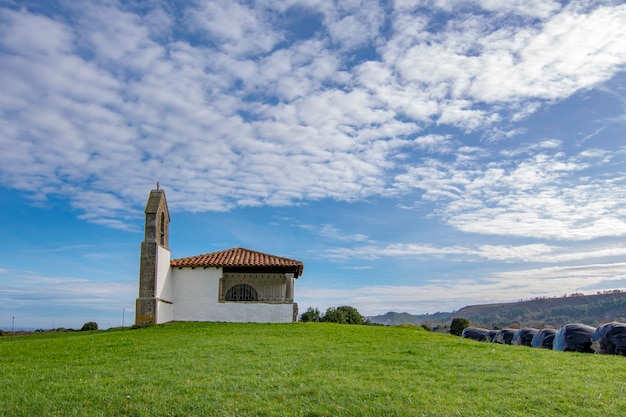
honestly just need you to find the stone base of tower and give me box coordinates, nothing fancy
[135,297,157,326]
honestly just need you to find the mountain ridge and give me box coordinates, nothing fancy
[367,290,626,328]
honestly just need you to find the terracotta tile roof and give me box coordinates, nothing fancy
[170,247,303,277]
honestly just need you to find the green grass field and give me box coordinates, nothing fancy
[1,322,625,416]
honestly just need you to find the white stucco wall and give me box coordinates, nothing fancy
[156,299,174,324]
[171,267,296,323]
[155,245,173,324]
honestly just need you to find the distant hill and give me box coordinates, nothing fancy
[368,290,626,328]
[367,311,451,327]
[452,291,626,328]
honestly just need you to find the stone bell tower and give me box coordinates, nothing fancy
[135,184,171,326]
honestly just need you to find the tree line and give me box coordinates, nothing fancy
[300,306,373,325]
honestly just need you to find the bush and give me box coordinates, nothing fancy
[337,306,363,325]
[322,306,364,325]
[322,307,348,324]
[450,318,470,336]
[80,322,98,331]
[300,307,321,322]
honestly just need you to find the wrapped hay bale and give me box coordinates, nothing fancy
[494,329,517,345]
[591,322,626,356]
[461,327,489,341]
[485,330,498,343]
[531,328,557,349]
[553,324,595,353]
[511,328,539,347]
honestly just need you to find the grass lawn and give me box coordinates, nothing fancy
[1,322,625,416]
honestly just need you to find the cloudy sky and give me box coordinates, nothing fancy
[1,0,626,329]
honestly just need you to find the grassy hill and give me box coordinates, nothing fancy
[2,322,626,416]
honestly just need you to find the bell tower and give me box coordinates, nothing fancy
[135,184,171,326]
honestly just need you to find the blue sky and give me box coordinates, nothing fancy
[2,0,626,330]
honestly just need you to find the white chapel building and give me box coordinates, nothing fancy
[135,187,304,326]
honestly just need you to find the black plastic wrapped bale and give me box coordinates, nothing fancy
[591,322,626,356]
[461,327,489,341]
[553,324,595,353]
[494,329,517,345]
[531,328,557,349]
[511,328,539,347]
[486,330,498,342]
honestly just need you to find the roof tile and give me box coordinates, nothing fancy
[170,247,303,276]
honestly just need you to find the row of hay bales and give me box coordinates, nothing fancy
[461,322,626,355]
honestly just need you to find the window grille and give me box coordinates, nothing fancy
[225,284,258,302]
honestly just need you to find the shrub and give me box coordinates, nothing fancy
[450,318,470,336]
[300,307,321,322]
[80,322,98,331]
[322,307,348,324]
[337,306,363,325]
[322,306,364,325]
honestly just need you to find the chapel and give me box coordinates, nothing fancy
[135,187,304,326]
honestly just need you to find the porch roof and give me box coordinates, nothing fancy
[170,247,304,277]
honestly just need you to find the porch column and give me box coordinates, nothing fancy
[285,273,294,303]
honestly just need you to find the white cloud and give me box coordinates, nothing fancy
[394,0,562,18]
[0,267,136,329]
[478,244,626,263]
[324,243,475,261]
[300,224,370,243]
[487,3,626,103]
[185,0,282,57]
[395,144,626,240]
[474,0,562,18]
[298,262,626,315]
[0,269,135,308]
[323,241,626,264]
[373,2,626,129]
[0,1,626,233]
[412,134,455,154]
[0,8,73,56]
[320,0,386,51]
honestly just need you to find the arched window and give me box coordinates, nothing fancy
[225,284,258,302]
[160,212,165,246]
